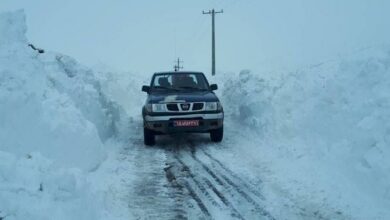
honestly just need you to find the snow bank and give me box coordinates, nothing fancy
[42,54,125,141]
[219,48,390,219]
[0,10,125,171]
[0,152,103,220]
[93,66,147,140]
[0,10,130,220]
[0,10,27,46]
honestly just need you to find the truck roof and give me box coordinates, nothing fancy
[153,71,204,75]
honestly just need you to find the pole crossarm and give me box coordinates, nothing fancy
[202,9,223,14]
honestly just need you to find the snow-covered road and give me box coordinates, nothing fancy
[120,119,346,220]
[162,140,273,219]
[126,137,274,219]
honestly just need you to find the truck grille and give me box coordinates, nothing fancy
[167,103,179,111]
[164,102,205,112]
[192,103,204,110]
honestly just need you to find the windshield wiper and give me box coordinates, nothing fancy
[177,86,207,91]
[153,86,180,91]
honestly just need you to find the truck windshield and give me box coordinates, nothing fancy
[152,73,209,91]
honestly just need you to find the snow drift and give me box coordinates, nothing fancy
[219,49,390,219]
[0,10,124,171]
[0,10,129,220]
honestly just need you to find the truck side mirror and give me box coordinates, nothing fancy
[210,84,218,91]
[142,85,150,93]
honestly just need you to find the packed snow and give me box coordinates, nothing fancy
[1,9,390,220]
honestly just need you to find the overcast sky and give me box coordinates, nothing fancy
[1,0,390,75]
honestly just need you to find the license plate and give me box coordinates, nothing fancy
[174,120,199,127]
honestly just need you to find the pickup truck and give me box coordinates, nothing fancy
[141,71,224,145]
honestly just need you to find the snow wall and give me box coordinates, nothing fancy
[219,48,390,219]
[0,10,125,172]
[0,10,135,220]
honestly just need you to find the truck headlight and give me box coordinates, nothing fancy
[145,104,152,112]
[205,102,221,111]
[152,104,166,112]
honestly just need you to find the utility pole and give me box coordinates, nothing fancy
[174,58,183,72]
[203,8,223,76]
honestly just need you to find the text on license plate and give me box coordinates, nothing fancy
[174,120,199,127]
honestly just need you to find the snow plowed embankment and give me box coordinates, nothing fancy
[0,10,129,220]
[0,10,126,171]
[217,50,390,219]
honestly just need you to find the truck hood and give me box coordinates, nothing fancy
[147,91,219,103]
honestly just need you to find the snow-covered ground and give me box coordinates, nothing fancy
[1,9,390,220]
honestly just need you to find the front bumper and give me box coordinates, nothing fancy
[143,112,223,134]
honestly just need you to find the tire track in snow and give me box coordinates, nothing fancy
[201,149,266,200]
[126,136,187,220]
[202,177,245,220]
[187,141,275,220]
[164,142,213,219]
[189,150,274,219]
[162,138,274,219]
[175,157,222,209]
[175,153,245,219]
[182,180,212,218]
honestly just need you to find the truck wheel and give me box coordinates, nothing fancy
[210,127,223,142]
[144,127,155,146]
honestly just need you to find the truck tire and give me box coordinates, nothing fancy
[144,127,155,146]
[210,127,223,142]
